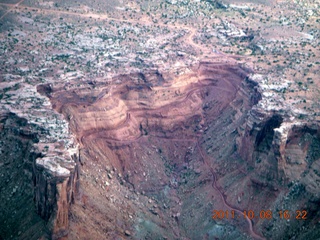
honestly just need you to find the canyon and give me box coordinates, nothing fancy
[0,0,320,239]
[2,58,320,239]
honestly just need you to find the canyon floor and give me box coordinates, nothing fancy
[0,0,320,240]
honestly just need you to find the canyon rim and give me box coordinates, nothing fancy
[0,0,320,239]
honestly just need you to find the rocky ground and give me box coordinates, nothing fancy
[0,0,319,239]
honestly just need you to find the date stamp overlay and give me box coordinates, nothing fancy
[212,210,308,220]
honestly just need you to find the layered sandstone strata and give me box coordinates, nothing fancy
[1,59,319,239]
[238,74,320,197]
[236,74,320,239]
[45,60,267,239]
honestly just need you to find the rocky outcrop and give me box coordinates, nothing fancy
[233,73,320,239]
[33,142,80,239]
[1,60,319,239]
[44,60,289,239]
[276,122,320,196]
[0,77,79,239]
[0,113,46,240]
[237,73,320,196]
[0,111,79,239]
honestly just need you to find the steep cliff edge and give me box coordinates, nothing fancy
[1,59,319,239]
[238,74,320,194]
[33,141,79,239]
[35,60,320,239]
[0,112,48,240]
[235,74,320,239]
[45,60,268,239]
[0,81,79,240]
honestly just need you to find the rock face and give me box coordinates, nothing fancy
[31,60,319,239]
[236,74,320,239]
[0,81,79,239]
[1,0,319,238]
[45,60,270,239]
[33,144,79,239]
[0,113,48,240]
[238,74,320,195]
[1,60,319,239]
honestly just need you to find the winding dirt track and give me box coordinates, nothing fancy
[54,61,264,237]
[99,131,266,239]
[76,76,235,145]
[0,2,203,53]
[0,0,25,21]
[75,72,263,239]
[4,2,261,237]
[44,56,262,238]
[196,141,265,240]
[0,2,247,59]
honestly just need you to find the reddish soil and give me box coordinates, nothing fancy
[47,60,264,239]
